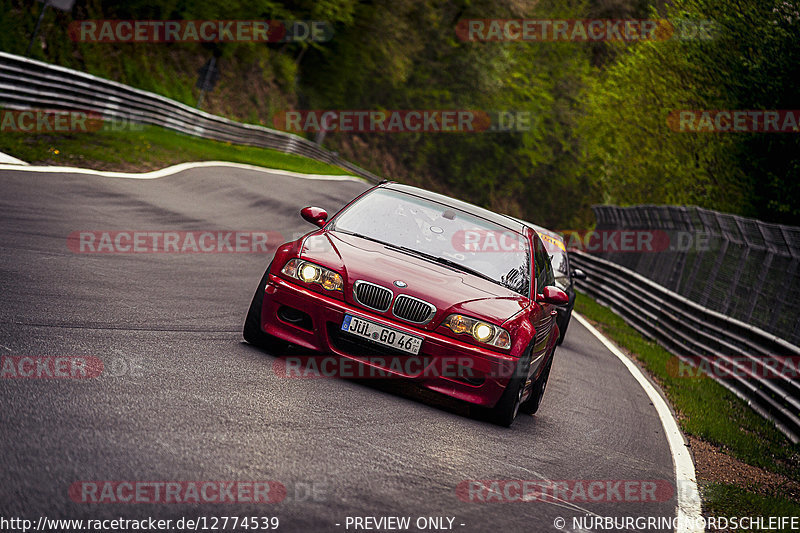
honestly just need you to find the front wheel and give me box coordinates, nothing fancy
[487,352,532,427]
[519,355,553,415]
[243,264,289,352]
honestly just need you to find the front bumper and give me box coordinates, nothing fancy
[260,274,519,407]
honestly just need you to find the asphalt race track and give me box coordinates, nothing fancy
[1,165,678,532]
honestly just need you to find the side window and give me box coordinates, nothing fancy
[532,234,548,293]
[543,253,555,287]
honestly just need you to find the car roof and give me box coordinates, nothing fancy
[381,183,527,233]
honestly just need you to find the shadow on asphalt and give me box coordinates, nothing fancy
[238,340,545,430]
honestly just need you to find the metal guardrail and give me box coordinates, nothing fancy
[5,51,797,443]
[592,205,800,346]
[571,250,800,443]
[0,51,381,183]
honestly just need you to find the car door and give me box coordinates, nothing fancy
[529,233,558,371]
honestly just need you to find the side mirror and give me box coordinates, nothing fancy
[537,286,569,306]
[571,268,587,280]
[300,206,328,228]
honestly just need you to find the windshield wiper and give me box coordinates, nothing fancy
[336,231,426,259]
[335,229,391,247]
[394,245,503,287]
[336,230,510,290]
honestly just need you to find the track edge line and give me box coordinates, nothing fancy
[0,160,366,182]
[573,312,704,533]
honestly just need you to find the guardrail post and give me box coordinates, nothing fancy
[25,0,51,57]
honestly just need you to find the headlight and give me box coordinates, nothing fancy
[473,323,494,342]
[444,314,511,349]
[299,263,320,282]
[281,258,343,291]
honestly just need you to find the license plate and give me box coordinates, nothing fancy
[341,314,423,355]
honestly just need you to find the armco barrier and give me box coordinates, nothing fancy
[592,205,800,347]
[4,50,797,443]
[0,51,381,183]
[571,250,800,443]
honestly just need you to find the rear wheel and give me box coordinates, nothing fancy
[243,264,289,352]
[556,311,572,345]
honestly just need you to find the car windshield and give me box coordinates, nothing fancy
[331,189,530,296]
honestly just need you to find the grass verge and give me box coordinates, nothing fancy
[702,483,800,522]
[0,123,351,176]
[573,290,799,518]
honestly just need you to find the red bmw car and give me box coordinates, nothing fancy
[243,182,568,426]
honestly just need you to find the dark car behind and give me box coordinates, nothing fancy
[515,220,586,345]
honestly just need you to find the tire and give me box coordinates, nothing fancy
[243,264,289,352]
[556,311,572,345]
[487,351,533,427]
[519,355,553,415]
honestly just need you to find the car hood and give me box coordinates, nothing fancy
[301,231,529,328]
